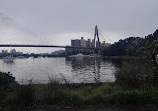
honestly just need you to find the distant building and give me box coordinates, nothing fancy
[101,41,111,48]
[101,41,106,48]
[2,50,8,54]
[71,39,81,47]
[71,40,75,46]
[10,49,16,54]
[80,37,86,47]
[16,51,23,55]
[91,39,95,48]
[96,41,101,48]
[86,39,91,47]
[67,36,111,55]
[71,37,86,47]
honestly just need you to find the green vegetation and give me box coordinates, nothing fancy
[115,62,147,88]
[0,72,16,86]
[1,79,158,110]
[102,29,158,57]
[102,29,158,86]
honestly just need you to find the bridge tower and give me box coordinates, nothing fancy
[93,25,101,54]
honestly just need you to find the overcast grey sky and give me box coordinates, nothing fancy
[0,0,158,53]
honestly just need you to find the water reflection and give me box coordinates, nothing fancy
[66,57,116,83]
[0,57,117,84]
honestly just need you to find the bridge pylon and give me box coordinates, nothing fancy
[93,25,101,54]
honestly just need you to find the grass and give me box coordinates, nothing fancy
[1,81,158,110]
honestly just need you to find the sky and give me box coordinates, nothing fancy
[0,0,158,53]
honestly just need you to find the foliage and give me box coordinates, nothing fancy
[115,62,148,88]
[0,72,16,105]
[102,37,144,56]
[143,40,158,84]
[102,29,158,57]
[102,29,158,86]
[0,72,15,86]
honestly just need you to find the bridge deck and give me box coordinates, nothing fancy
[0,44,98,50]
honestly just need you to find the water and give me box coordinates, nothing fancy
[0,57,117,84]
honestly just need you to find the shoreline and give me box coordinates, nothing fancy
[102,56,146,59]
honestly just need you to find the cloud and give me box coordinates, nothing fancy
[0,0,158,53]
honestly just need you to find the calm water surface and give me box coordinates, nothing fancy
[0,57,117,83]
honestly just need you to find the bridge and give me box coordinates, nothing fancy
[0,44,99,50]
[0,24,101,53]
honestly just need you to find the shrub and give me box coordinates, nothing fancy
[0,72,15,86]
[0,72,16,103]
[115,62,147,88]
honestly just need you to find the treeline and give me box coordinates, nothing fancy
[102,29,158,85]
[102,29,158,57]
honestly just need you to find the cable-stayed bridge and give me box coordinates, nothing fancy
[0,44,99,50]
[0,14,112,54]
[0,23,101,51]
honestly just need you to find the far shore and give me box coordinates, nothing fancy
[102,56,146,59]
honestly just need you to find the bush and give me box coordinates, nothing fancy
[0,72,15,86]
[115,62,147,88]
[0,72,16,104]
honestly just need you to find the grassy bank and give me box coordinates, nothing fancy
[1,81,158,110]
